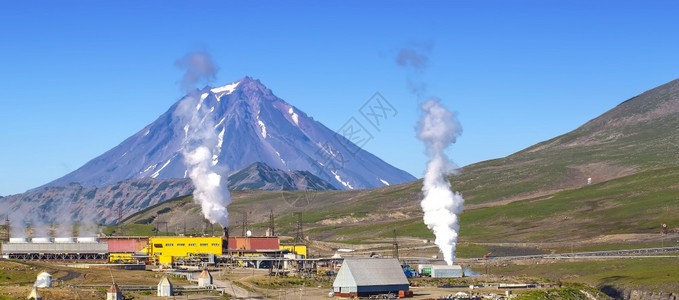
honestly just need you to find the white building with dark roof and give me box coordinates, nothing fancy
[332,258,409,298]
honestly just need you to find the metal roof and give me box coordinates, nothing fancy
[333,258,408,287]
[108,283,122,293]
[158,276,173,287]
[199,270,212,279]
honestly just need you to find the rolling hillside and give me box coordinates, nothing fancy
[118,78,679,250]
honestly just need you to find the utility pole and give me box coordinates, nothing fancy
[392,229,399,260]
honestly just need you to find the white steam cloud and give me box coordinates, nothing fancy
[174,51,231,228]
[417,98,464,266]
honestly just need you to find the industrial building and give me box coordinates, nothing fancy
[0,225,310,270]
[1,238,108,260]
[431,265,463,278]
[227,236,279,252]
[148,236,222,264]
[102,237,149,263]
[279,242,307,258]
[333,258,410,298]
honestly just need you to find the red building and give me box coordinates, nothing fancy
[227,236,279,250]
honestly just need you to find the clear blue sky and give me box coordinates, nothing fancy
[1,1,678,196]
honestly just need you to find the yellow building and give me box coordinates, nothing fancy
[280,243,307,258]
[149,237,222,264]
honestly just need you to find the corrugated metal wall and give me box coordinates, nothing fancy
[1,242,108,253]
[101,237,148,252]
[227,237,279,250]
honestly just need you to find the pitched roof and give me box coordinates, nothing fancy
[37,271,51,278]
[28,286,41,299]
[158,276,173,287]
[199,270,212,279]
[108,283,121,293]
[334,258,408,287]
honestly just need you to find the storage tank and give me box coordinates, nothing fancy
[9,237,29,243]
[54,237,77,243]
[31,237,54,243]
[77,237,100,243]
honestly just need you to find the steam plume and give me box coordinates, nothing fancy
[417,98,464,265]
[176,51,219,91]
[395,42,433,98]
[174,51,231,227]
[396,48,429,70]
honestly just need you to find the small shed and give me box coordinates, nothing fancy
[26,287,42,300]
[157,276,173,296]
[35,271,52,288]
[106,283,123,300]
[333,258,409,298]
[198,269,213,287]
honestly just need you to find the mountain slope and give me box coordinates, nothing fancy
[228,162,337,191]
[1,161,337,224]
[2,179,194,227]
[40,77,414,191]
[117,77,679,242]
[452,78,679,205]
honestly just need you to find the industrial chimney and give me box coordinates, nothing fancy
[222,227,229,252]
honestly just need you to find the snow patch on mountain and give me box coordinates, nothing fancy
[211,81,240,96]
[257,120,267,138]
[288,107,299,125]
[215,117,226,128]
[142,164,157,174]
[152,158,172,178]
[39,76,416,191]
[332,170,354,189]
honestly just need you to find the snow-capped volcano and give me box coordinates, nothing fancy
[43,77,415,190]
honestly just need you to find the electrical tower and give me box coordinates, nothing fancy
[5,215,9,241]
[294,212,304,243]
[156,221,168,236]
[269,209,275,236]
[242,212,249,236]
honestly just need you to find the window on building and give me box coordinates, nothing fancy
[154,244,163,248]
[200,243,208,247]
[211,243,220,247]
[166,243,174,247]
[177,243,185,247]
[189,243,196,247]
